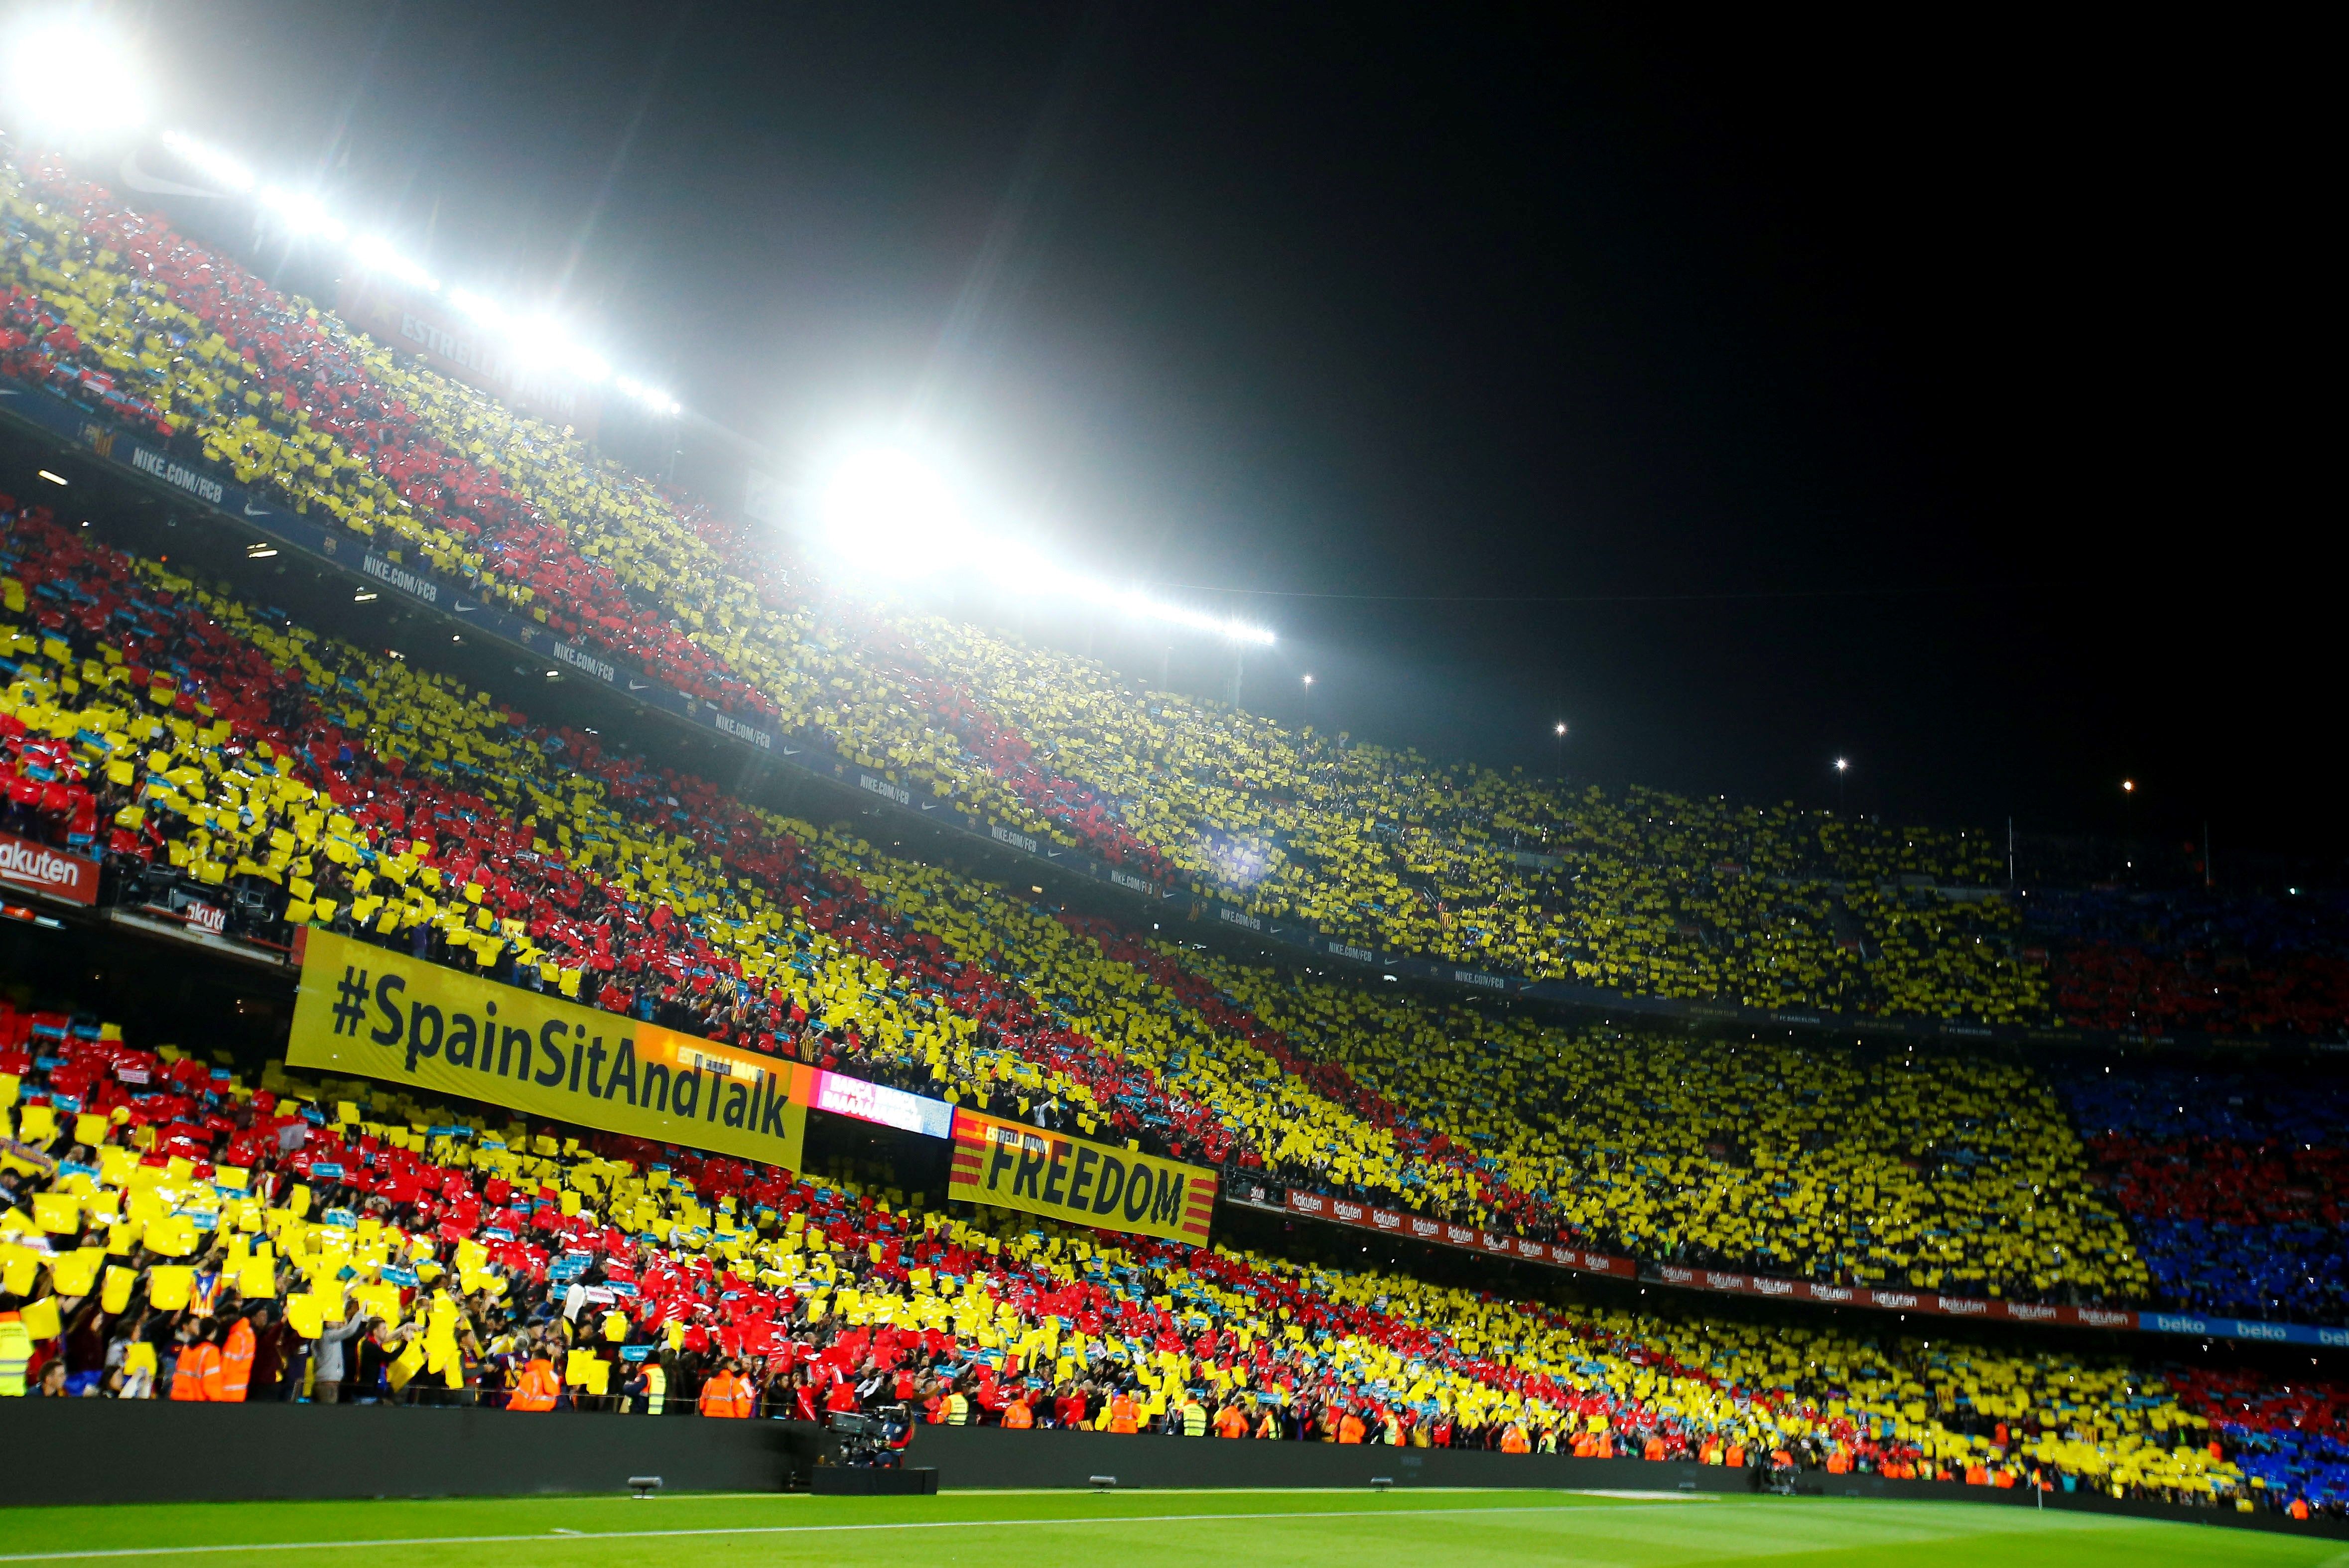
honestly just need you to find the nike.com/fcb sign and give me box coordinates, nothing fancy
[947,1108,1216,1246]
[0,831,100,906]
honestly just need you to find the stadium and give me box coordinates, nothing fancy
[0,6,2335,1565]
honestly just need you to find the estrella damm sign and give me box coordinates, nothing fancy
[947,1108,1215,1246]
[286,928,807,1170]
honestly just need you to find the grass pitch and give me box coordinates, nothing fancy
[0,1488,2336,1567]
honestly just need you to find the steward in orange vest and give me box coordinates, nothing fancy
[1107,1392,1140,1434]
[698,1361,756,1417]
[508,1357,562,1412]
[1001,1396,1035,1429]
[215,1315,256,1403]
[171,1322,222,1402]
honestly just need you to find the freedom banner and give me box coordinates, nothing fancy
[287,929,806,1169]
[948,1108,1215,1245]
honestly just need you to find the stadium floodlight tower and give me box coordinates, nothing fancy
[809,444,1276,691]
[819,448,973,579]
[0,13,151,149]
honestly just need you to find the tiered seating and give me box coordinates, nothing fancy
[50,493,2349,1333]
[2171,1370,2349,1511]
[1150,937,2146,1302]
[4,149,2346,1343]
[9,145,2343,1040]
[0,500,1475,1204]
[2060,1065,2349,1322]
[2030,889,2349,1038]
[0,999,2273,1507]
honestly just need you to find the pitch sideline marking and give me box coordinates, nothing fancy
[0,1500,1724,1562]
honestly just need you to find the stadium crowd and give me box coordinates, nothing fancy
[0,140,2341,1528]
[2060,1065,2349,1324]
[2,997,2327,1519]
[1160,941,2147,1303]
[5,143,2342,1044]
[0,498,2159,1314]
[2029,889,2349,1038]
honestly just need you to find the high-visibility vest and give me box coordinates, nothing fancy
[509,1360,561,1412]
[1338,1413,1366,1444]
[1107,1395,1139,1434]
[1644,1436,1667,1462]
[1214,1406,1248,1438]
[174,1343,221,1401]
[695,1371,752,1418]
[1256,1411,1280,1440]
[644,1364,666,1416]
[945,1392,971,1426]
[216,1320,256,1403]
[1002,1400,1034,1429]
[1501,1425,1531,1454]
[1181,1400,1208,1437]
[0,1317,31,1397]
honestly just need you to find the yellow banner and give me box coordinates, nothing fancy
[287,929,805,1170]
[948,1109,1215,1245]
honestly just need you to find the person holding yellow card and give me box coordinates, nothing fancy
[147,1266,195,1312]
[101,1264,137,1314]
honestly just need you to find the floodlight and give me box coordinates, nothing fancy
[349,233,438,293]
[820,449,970,575]
[4,17,149,139]
[510,315,611,383]
[809,446,1275,640]
[259,185,348,244]
[447,288,511,332]
[162,130,255,193]
[614,376,681,416]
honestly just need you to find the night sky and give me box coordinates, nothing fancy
[116,4,2324,868]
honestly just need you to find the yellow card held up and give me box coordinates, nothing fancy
[101,1263,138,1313]
[18,1295,60,1338]
[147,1265,195,1310]
[49,1248,103,1298]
